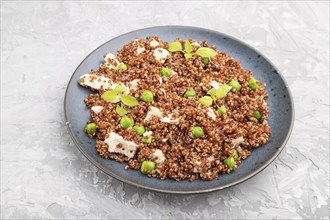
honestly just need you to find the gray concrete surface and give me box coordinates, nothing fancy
[1,1,329,219]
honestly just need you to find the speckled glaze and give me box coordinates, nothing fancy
[64,26,294,193]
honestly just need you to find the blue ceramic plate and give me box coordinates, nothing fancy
[64,26,294,194]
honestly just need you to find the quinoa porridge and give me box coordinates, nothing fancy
[78,36,271,181]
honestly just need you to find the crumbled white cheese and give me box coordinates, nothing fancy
[195,161,201,166]
[104,132,138,159]
[104,53,120,70]
[158,76,163,84]
[262,100,268,107]
[193,156,214,173]
[160,88,166,94]
[149,149,166,164]
[133,39,145,55]
[144,107,163,122]
[91,106,103,114]
[136,46,145,55]
[144,107,180,124]
[207,155,215,162]
[109,83,119,89]
[149,40,160,47]
[129,79,140,90]
[191,41,201,47]
[170,69,178,75]
[79,74,137,95]
[79,74,112,90]
[152,48,170,64]
[193,160,202,173]
[207,107,216,120]
[162,138,168,142]
[232,136,244,146]
[211,81,221,89]
[161,113,180,125]
[104,53,117,61]
[143,131,153,137]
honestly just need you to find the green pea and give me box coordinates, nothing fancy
[120,116,134,129]
[218,105,226,115]
[160,67,171,77]
[140,160,155,174]
[248,78,259,90]
[116,63,128,71]
[142,135,152,144]
[192,126,204,138]
[224,157,236,169]
[141,90,154,102]
[203,57,209,66]
[253,110,262,119]
[85,122,97,134]
[229,80,241,92]
[185,89,197,97]
[133,125,145,136]
[233,149,239,159]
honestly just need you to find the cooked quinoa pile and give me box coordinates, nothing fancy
[78,36,271,181]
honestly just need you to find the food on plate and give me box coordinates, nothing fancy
[78,36,271,181]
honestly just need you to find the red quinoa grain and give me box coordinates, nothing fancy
[78,37,271,181]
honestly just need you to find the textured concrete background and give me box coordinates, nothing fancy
[1,1,329,219]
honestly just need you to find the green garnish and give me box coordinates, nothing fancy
[229,80,241,92]
[114,84,127,94]
[160,67,171,77]
[253,110,262,119]
[185,89,197,97]
[141,90,154,102]
[102,90,118,103]
[207,88,217,100]
[185,40,192,53]
[120,95,139,107]
[218,105,226,115]
[215,84,231,98]
[207,88,217,96]
[184,40,193,59]
[85,123,97,134]
[233,149,239,159]
[198,96,213,106]
[116,63,127,71]
[115,105,127,116]
[203,57,209,66]
[224,157,236,169]
[192,126,204,138]
[120,115,134,128]
[168,40,217,60]
[133,125,145,136]
[196,47,217,58]
[248,78,259,90]
[142,135,152,144]
[184,53,192,59]
[140,160,155,174]
[167,41,182,52]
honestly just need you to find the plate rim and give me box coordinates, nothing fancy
[64,25,295,194]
